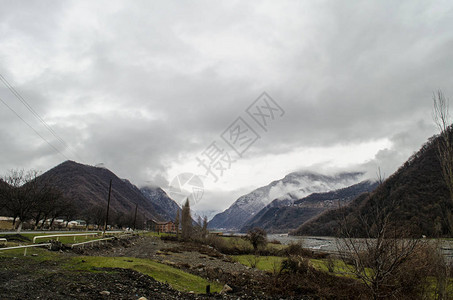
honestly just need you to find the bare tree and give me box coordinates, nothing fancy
[433,91,453,203]
[245,227,267,252]
[337,170,432,299]
[83,205,105,229]
[0,179,10,216]
[63,201,78,228]
[0,169,46,232]
[48,197,75,229]
[432,91,453,299]
[32,186,62,229]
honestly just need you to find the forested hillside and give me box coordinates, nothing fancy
[293,133,452,237]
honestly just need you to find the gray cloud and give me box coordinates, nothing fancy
[0,0,452,211]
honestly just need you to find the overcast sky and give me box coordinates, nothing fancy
[0,1,452,212]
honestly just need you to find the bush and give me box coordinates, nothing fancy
[205,234,228,251]
[160,235,178,242]
[204,234,257,255]
[245,255,261,268]
[280,255,310,275]
[281,242,327,259]
[245,228,267,251]
[266,255,367,298]
[325,255,335,273]
[269,239,281,245]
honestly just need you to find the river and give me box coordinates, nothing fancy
[267,234,453,259]
[267,234,338,252]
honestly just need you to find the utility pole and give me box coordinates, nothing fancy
[103,179,112,237]
[133,203,138,230]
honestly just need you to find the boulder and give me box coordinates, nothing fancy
[220,284,233,294]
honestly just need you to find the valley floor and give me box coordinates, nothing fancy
[0,234,294,299]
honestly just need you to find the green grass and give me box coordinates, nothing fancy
[69,256,223,293]
[0,232,114,245]
[142,231,175,238]
[309,258,359,278]
[215,236,286,254]
[0,247,66,263]
[231,255,283,272]
[1,247,222,294]
[231,254,360,278]
[221,236,253,250]
[267,242,286,251]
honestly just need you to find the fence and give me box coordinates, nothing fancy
[33,233,99,243]
[71,237,115,249]
[0,243,51,256]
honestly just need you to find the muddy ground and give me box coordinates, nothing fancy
[0,235,301,299]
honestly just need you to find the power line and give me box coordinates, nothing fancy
[0,74,84,162]
[0,75,67,147]
[0,95,70,160]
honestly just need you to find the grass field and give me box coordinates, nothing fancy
[232,254,359,278]
[70,256,223,293]
[0,231,139,247]
[231,253,453,298]
[231,255,283,272]
[0,247,222,294]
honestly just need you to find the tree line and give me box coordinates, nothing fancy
[0,169,144,232]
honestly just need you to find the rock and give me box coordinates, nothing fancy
[220,284,233,294]
[49,240,64,251]
[138,297,147,300]
[99,291,110,295]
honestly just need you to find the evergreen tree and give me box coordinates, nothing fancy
[174,208,180,239]
[181,198,192,240]
[202,216,208,239]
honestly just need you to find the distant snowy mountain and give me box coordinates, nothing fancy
[240,180,378,233]
[192,209,221,222]
[208,171,365,230]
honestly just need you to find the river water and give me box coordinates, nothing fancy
[268,234,338,253]
[267,234,453,259]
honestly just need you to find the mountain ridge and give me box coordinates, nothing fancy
[240,180,378,233]
[35,160,178,222]
[208,171,365,230]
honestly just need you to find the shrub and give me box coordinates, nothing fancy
[325,255,335,273]
[280,255,310,275]
[266,255,367,298]
[245,255,261,268]
[160,235,178,242]
[245,228,267,251]
[269,239,281,245]
[281,242,327,259]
